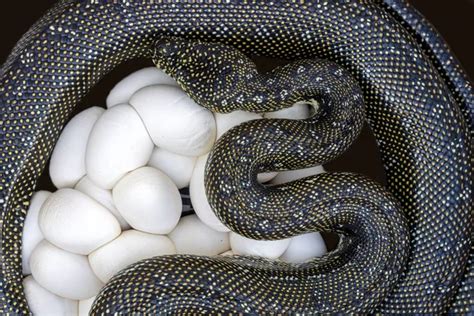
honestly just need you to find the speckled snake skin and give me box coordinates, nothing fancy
[0,0,472,314]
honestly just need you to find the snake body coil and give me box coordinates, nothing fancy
[0,0,472,314]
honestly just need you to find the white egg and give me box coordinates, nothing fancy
[106,67,178,108]
[148,147,197,189]
[214,110,262,139]
[89,230,176,283]
[75,176,130,230]
[264,102,312,120]
[113,167,182,234]
[39,188,121,255]
[129,85,216,156]
[86,104,154,190]
[169,215,230,256]
[23,275,78,316]
[257,172,278,183]
[78,296,96,316]
[30,240,104,300]
[189,154,230,232]
[280,232,327,263]
[271,165,325,185]
[230,232,291,259]
[49,107,104,189]
[22,191,51,275]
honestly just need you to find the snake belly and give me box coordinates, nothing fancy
[0,0,472,314]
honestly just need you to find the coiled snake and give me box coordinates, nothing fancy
[0,0,472,314]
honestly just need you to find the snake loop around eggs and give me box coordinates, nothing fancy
[0,0,472,314]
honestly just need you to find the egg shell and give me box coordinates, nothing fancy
[30,240,104,300]
[39,188,121,255]
[230,232,291,259]
[89,230,176,283]
[106,67,178,107]
[79,296,96,316]
[86,103,154,189]
[148,147,197,189]
[129,85,216,156]
[23,275,78,316]
[169,215,230,256]
[113,166,182,234]
[271,165,325,185]
[264,102,311,120]
[214,110,262,139]
[22,191,51,275]
[189,154,230,232]
[280,232,327,263]
[49,107,104,189]
[75,176,130,230]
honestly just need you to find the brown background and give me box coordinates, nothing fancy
[1,1,472,195]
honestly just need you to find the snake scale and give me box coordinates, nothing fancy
[0,0,472,314]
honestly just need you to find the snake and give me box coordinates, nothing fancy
[0,0,472,314]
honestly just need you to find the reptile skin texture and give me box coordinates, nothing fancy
[0,0,472,314]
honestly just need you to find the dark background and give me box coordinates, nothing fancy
[1,2,473,237]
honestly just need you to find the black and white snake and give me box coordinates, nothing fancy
[0,0,472,314]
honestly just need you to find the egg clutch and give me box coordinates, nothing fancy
[22,67,328,315]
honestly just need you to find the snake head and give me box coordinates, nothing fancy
[152,37,185,76]
[151,36,248,111]
[152,36,210,83]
